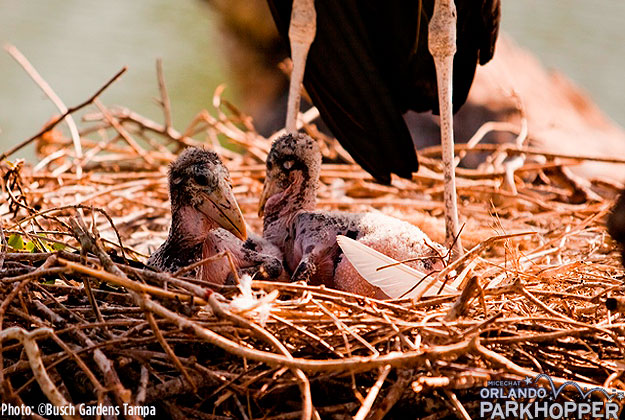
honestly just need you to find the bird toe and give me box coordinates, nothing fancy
[257,258,284,279]
[292,259,316,283]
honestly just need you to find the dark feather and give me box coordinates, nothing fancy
[267,0,501,183]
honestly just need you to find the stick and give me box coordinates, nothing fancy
[93,99,155,166]
[60,259,207,306]
[0,328,78,420]
[4,44,83,176]
[0,67,127,161]
[155,58,173,132]
[353,365,391,420]
[421,142,625,165]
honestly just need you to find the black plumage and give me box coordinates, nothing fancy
[266,0,500,184]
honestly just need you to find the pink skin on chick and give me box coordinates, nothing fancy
[259,133,446,298]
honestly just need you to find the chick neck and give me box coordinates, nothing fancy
[262,171,317,248]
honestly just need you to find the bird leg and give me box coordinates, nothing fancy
[286,0,316,133]
[428,0,463,257]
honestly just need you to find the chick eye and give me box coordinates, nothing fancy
[283,160,294,170]
[194,173,209,186]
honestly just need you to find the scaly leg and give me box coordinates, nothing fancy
[428,0,463,257]
[286,0,317,133]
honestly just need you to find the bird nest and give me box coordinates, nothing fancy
[1,65,625,420]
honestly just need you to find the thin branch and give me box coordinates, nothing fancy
[0,327,78,420]
[0,66,127,161]
[155,58,173,131]
[353,365,391,420]
[4,44,83,177]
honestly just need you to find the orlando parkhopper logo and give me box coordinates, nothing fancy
[479,374,621,419]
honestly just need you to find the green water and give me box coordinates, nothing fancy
[1,0,623,160]
[502,0,625,129]
[0,0,232,160]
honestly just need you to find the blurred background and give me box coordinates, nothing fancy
[1,0,624,160]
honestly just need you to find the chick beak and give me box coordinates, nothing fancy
[258,178,280,218]
[199,180,247,241]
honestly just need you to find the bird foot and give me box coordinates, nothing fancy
[291,259,316,283]
[257,258,284,279]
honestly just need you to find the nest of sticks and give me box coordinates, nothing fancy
[2,61,625,420]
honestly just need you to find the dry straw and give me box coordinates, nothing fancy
[1,50,624,419]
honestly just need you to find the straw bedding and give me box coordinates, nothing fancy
[1,65,625,420]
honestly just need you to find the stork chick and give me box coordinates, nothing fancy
[259,134,447,298]
[149,147,283,283]
[608,190,625,266]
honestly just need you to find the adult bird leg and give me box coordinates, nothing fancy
[428,0,464,257]
[286,0,316,133]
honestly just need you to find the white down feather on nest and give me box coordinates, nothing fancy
[336,235,457,299]
[228,274,278,326]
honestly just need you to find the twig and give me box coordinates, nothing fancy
[60,259,207,306]
[208,294,314,420]
[517,284,576,323]
[145,310,197,391]
[443,389,471,420]
[94,99,155,166]
[353,365,391,420]
[367,369,413,420]
[445,275,479,321]
[421,142,625,165]
[4,44,83,176]
[0,67,126,161]
[135,365,149,405]
[155,58,173,132]
[0,327,78,420]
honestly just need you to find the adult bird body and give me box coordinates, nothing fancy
[266,0,501,253]
[267,0,499,183]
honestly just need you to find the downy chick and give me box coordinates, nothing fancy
[259,134,446,298]
[149,147,283,283]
